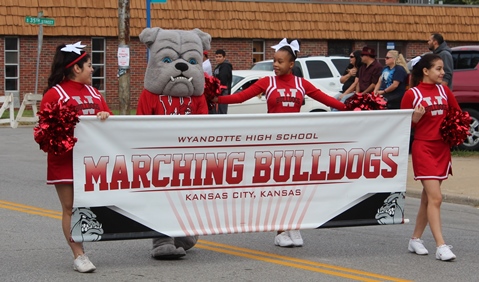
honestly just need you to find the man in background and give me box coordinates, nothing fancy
[356,46,383,94]
[211,49,233,114]
[428,33,453,89]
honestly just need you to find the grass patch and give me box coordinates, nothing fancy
[112,109,137,115]
[451,149,479,158]
[1,109,34,119]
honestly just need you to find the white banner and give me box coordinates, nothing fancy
[72,110,412,242]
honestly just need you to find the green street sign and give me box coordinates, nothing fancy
[25,16,55,26]
[150,0,167,3]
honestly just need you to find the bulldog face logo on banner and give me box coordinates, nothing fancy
[375,192,405,225]
[71,208,104,241]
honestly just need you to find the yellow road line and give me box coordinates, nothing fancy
[197,240,411,282]
[0,200,61,219]
[0,200,411,282]
[196,243,381,282]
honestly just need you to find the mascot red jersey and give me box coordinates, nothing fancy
[137,27,209,115]
[136,27,211,259]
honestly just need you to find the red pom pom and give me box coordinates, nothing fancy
[33,101,80,155]
[440,108,472,147]
[344,93,387,111]
[203,72,226,110]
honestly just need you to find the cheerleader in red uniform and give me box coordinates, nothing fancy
[400,53,459,261]
[213,38,346,248]
[39,42,112,272]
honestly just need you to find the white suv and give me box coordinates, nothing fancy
[250,56,350,95]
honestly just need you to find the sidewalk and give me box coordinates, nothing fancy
[406,156,479,207]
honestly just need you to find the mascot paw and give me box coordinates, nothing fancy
[174,235,199,251]
[151,244,186,260]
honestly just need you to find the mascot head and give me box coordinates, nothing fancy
[139,27,211,97]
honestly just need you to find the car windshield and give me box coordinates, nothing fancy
[232,75,245,88]
[251,62,273,71]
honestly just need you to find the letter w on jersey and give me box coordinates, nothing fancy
[277,89,298,107]
[265,76,305,109]
[410,84,447,116]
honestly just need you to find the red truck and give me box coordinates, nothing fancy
[451,46,479,151]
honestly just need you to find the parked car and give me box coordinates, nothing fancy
[227,70,337,114]
[450,45,479,150]
[250,56,350,95]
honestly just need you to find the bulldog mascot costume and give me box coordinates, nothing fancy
[136,27,211,259]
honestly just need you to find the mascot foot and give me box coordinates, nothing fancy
[151,244,186,260]
[174,235,199,251]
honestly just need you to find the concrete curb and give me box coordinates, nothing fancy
[407,189,479,207]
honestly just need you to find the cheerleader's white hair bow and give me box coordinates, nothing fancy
[271,38,300,53]
[410,56,422,68]
[61,41,86,55]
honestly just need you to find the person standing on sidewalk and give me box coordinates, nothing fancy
[428,33,454,90]
[213,38,346,248]
[37,42,112,272]
[401,53,461,261]
[210,49,233,114]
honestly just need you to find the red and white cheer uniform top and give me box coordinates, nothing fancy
[217,74,346,113]
[136,89,208,115]
[40,80,112,185]
[401,82,461,180]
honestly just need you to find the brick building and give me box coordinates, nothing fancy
[1,0,478,110]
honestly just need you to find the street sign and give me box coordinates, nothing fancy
[150,0,167,3]
[25,16,55,26]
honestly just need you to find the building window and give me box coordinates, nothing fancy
[4,37,19,92]
[91,38,106,92]
[252,40,265,65]
[364,41,406,65]
[328,40,352,57]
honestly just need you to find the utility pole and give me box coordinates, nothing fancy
[34,11,43,96]
[118,0,131,114]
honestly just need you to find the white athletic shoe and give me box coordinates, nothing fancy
[408,238,429,255]
[73,254,96,273]
[274,232,294,247]
[288,230,303,247]
[436,245,456,261]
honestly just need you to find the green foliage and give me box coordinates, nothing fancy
[443,0,465,4]
[460,0,479,4]
[400,0,479,4]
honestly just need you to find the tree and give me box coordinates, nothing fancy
[399,0,479,4]
[460,0,479,4]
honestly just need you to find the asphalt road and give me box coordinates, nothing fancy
[1,127,479,282]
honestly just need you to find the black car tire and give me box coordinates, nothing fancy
[457,108,479,151]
